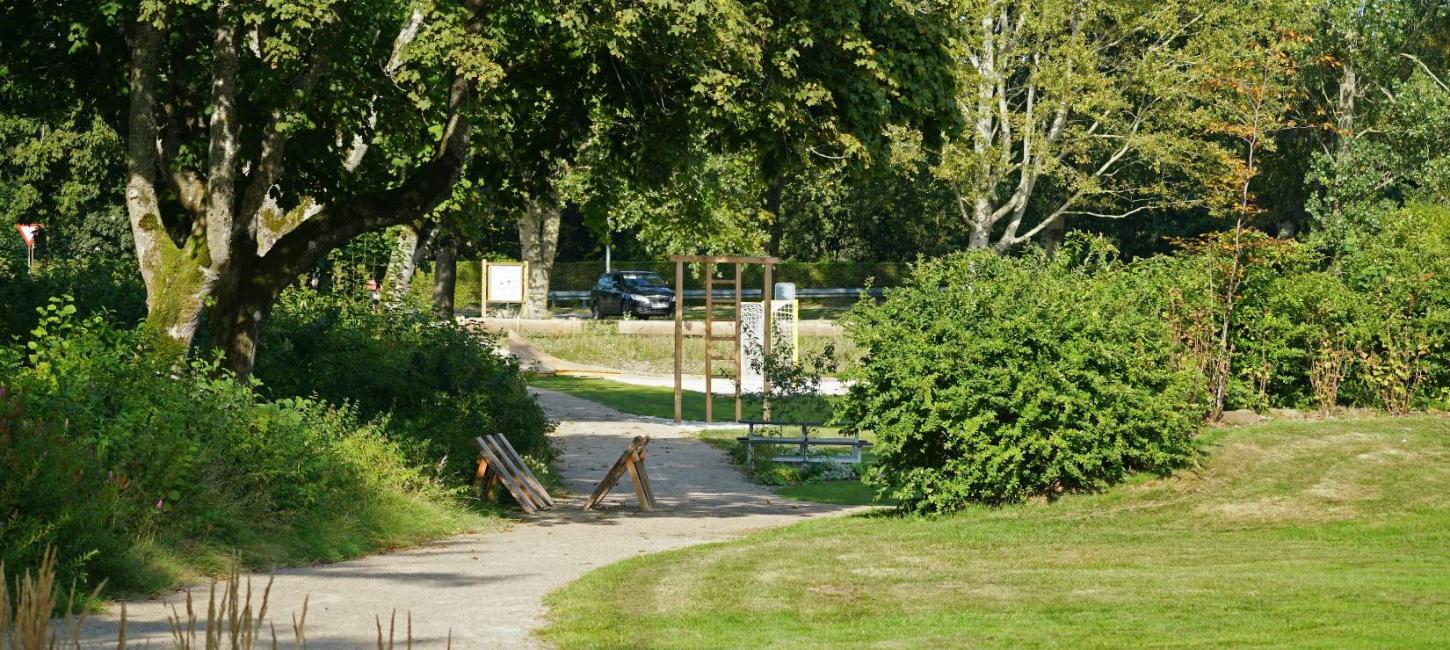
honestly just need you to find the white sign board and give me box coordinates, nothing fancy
[485,262,527,304]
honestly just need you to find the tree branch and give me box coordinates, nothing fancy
[260,73,475,282]
[203,1,242,270]
[124,6,170,255]
[345,6,428,172]
[240,45,333,254]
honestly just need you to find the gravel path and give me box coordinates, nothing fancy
[79,389,857,648]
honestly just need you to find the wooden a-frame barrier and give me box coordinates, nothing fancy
[670,255,779,424]
[474,433,555,513]
[583,436,657,512]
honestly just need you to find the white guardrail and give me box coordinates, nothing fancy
[547,287,885,301]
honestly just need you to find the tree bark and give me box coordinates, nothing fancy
[1039,215,1066,255]
[383,226,419,308]
[1335,60,1357,155]
[432,230,458,319]
[125,4,240,349]
[517,198,561,318]
[383,221,437,308]
[764,175,785,257]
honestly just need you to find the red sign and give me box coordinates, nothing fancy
[15,223,41,248]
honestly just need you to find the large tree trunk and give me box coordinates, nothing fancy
[383,226,419,307]
[125,4,239,349]
[432,230,458,319]
[517,198,561,318]
[1335,61,1357,155]
[1039,215,1066,255]
[383,221,437,308]
[968,196,993,249]
[210,257,280,378]
[764,176,785,257]
[122,1,485,377]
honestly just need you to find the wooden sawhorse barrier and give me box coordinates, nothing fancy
[474,433,555,513]
[583,436,657,512]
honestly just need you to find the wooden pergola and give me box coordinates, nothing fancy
[670,255,779,424]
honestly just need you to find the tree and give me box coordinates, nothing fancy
[1302,1,1450,248]
[582,137,770,258]
[0,2,131,263]
[921,0,1270,252]
[1195,17,1310,418]
[4,0,960,367]
[708,0,957,257]
[3,0,506,374]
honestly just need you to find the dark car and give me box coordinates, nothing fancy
[589,270,676,319]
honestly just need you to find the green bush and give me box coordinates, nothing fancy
[1333,203,1450,411]
[1233,266,1362,411]
[1167,205,1450,414]
[1,299,478,597]
[0,259,145,340]
[256,289,553,475]
[843,239,1205,512]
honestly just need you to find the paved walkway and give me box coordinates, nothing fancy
[79,389,856,648]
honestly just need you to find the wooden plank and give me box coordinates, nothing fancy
[704,260,714,424]
[492,433,556,507]
[475,438,536,513]
[624,458,654,512]
[762,262,774,422]
[483,435,545,508]
[484,436,543,512]
[583,436,651,511]
[632,454,657,510]
[485,434,552,509]
[770,455,861,465]
[734,261,743,422]
[739,419,828,426]
[474,436,538,513]
[674,260,684,424]
[473,455,491,488]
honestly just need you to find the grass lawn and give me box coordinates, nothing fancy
[526,331,860,376]
[774,480,881,506]
[540,415,1450,648]
[530,374,835,422]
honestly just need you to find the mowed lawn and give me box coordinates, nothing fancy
[540,416,1450,648]
[526,331,860,377]
[530,374,835,423]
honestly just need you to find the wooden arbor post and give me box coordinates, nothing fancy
[670,255,779,424]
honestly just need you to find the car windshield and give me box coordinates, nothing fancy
[621,273,666,289]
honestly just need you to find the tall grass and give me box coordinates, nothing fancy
[1,300,487,601]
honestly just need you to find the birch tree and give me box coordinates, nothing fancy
[928,0,1252,252]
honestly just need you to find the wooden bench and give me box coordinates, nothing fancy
[735,420,872,465]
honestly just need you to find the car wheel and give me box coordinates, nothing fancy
[590,301,602,320]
